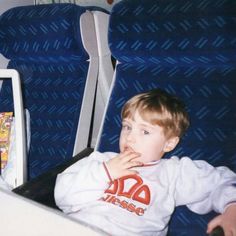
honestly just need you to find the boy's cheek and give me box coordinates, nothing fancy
[119,142,125,153]
[119,138,124,151]
[119,137,129,152]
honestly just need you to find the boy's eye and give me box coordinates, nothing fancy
[122,124,131,130]
[143,130,150,135]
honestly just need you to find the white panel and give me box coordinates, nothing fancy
[91,11,114,147]
[73,11,99,155]
[0,189,103,236]
[0,69,27,187]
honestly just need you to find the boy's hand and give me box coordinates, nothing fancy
[207,204,236,236]
[106,151,143,180]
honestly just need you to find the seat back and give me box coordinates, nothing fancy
[0,4,99,179]
[96,0,236,235]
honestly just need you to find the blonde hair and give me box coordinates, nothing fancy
[121,89,190,138]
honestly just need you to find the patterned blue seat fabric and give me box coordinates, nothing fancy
[0,4,92,179]
[97,0,236,235]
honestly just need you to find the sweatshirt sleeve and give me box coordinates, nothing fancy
[169,157,236,214]
[54,151,112,214]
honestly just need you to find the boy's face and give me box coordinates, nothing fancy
[119,111,179,163]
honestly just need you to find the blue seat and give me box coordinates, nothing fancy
[96,0,236,235]
[0,4,99,180]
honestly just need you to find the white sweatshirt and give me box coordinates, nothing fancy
[54,151,236,236]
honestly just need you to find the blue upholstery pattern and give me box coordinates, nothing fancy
[0,4,90,179]
[97,0,236,235]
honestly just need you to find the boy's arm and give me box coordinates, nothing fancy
[172,157,236,214]
[171,157,236,235]
[207,203,236,236]
[54,151,112,213]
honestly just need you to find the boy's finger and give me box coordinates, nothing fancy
[207,216,222,234]
[118,151,139,162]
[125,161,143,169]
[125,152,141,162]
[119,150,134,159]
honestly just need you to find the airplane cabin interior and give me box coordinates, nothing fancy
[0,0,235,235]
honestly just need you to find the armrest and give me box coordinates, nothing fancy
[13,147,93,209]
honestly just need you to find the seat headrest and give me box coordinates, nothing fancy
[0,4,88,63]
[109,0,236,66]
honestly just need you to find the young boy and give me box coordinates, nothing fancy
[54,89,236,236]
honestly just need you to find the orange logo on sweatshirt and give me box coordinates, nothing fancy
[101,175,151,216]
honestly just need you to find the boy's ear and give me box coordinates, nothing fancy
[163,136,180,153]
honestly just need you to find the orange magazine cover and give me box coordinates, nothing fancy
[0,112,13,170]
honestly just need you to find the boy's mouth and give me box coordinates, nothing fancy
[124,146,135,153]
